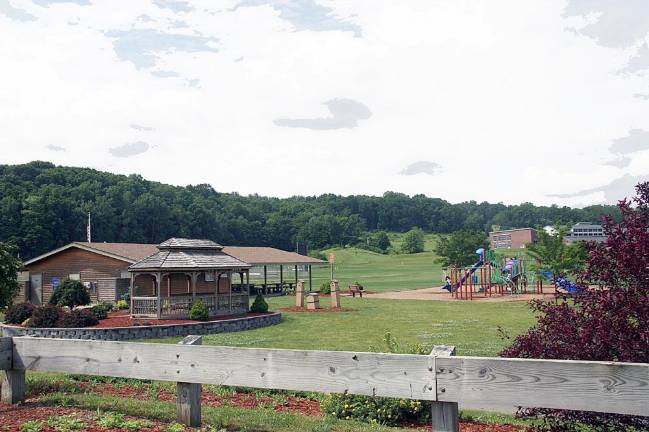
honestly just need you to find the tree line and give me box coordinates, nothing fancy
[0,161,621,260]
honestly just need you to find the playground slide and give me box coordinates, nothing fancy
[538,270,584,295]
[442,248,485,292]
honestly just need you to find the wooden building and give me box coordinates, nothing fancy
[20,240,324,306]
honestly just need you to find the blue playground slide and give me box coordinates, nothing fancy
[554,276,584,295]
[538,270,584,295]
[442,248,485,292]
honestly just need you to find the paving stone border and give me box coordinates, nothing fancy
[0,312,282,341]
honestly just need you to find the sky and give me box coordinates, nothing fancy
[1,0,648,206]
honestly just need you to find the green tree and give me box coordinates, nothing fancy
[434,230,489,267]
[49,278,91,308]
[0,242,21,310]
[374,231,391,252]
[401,228,425,254]
[525,228,585,280]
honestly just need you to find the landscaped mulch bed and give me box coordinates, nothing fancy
[278,306,355,313]
[0,402,172,432]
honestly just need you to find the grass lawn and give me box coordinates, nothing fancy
[150,296,536,357]
[307,248,444,293]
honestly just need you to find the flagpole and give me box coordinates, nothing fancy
[87,212,92,243]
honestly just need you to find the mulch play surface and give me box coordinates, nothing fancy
[279,306,355,313]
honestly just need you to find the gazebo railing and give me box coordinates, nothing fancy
[132,294,249,319]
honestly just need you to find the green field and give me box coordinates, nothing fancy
[151,296,535,357]
[300,233,444,293]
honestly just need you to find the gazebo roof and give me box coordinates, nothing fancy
[129,238,250,271]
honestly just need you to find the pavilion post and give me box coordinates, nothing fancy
[263,265,267,294]
[295,265,298,284]
[308,265,312,292]
[280,265,283,292]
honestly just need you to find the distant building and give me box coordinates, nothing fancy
[564,222,606,243]
[489,228,537,249]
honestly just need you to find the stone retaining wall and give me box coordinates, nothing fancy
[0,312,281,341]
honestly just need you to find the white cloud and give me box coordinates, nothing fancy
[0,0,648,207]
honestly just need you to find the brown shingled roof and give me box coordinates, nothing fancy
[222,246,325,265]
[23,242,325,267]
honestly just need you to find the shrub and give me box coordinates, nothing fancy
[20,421,43,432]
[46,415,85,431]
[49,279,90,308]
[250,293,268,313]
[189,301,209,321]
[400,228,425,254]
[59,309,98,328]
[27,305,64,328]
[116,299,129,310]
[500,182,649,431]
[91,302,113,320]
[4,302,36,324]
[319,282,331,295]
[322,333,430,426]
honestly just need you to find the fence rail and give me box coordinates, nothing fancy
[2,336,648,432]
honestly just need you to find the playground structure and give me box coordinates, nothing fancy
[443,248,546,300]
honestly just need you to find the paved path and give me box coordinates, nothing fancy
[363,286,557,302]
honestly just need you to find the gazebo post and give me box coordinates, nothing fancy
[156,272,162,319]
[245,269,250,310]
[228,271,233,313]
[191,272,197,301]
[129,273,134,313]
[294,265,298,285]
[214,272,220,311]
[308,265,312,292]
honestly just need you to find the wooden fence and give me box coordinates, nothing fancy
[1,336,648,432]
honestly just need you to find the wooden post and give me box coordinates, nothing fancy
[308,265,312,292]
[430,345,458,432]
[228,271,232,313]
[330,280,340,308]
[280,265,283,293]
[263,265,267,294]
[295,280,305,307]
[245,270,250,311]
[1,337,25,405]
[294,265,298,285]
[177,335,202,427]
[191,272,197,301]
[156,272,162,319]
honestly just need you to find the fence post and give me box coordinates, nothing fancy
[176,335,202,427]
[430,345,458,432]
[1,337,25,405]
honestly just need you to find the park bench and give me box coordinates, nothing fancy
[348,284,364,298]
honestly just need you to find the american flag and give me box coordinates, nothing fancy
[86,212,91,243]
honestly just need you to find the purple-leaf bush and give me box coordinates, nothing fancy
[500,183,649,431]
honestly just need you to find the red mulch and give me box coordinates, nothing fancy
[90,311,274,328]
[279,306,355,313]
[0,380,535,431]
[0,402,172,432]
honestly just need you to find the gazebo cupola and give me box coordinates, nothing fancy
[128,238,251,319]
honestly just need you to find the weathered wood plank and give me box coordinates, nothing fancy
[177,335,202,427]
[436,356,649,416]
[0,337,12,370]
[1,370,25,404]
[430,345,458,432]
[13,337,436,400]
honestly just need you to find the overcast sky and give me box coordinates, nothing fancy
[1,0,648,206]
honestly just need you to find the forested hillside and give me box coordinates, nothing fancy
[0,161,620,259]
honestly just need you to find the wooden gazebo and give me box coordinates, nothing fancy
[128,238,251,319]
